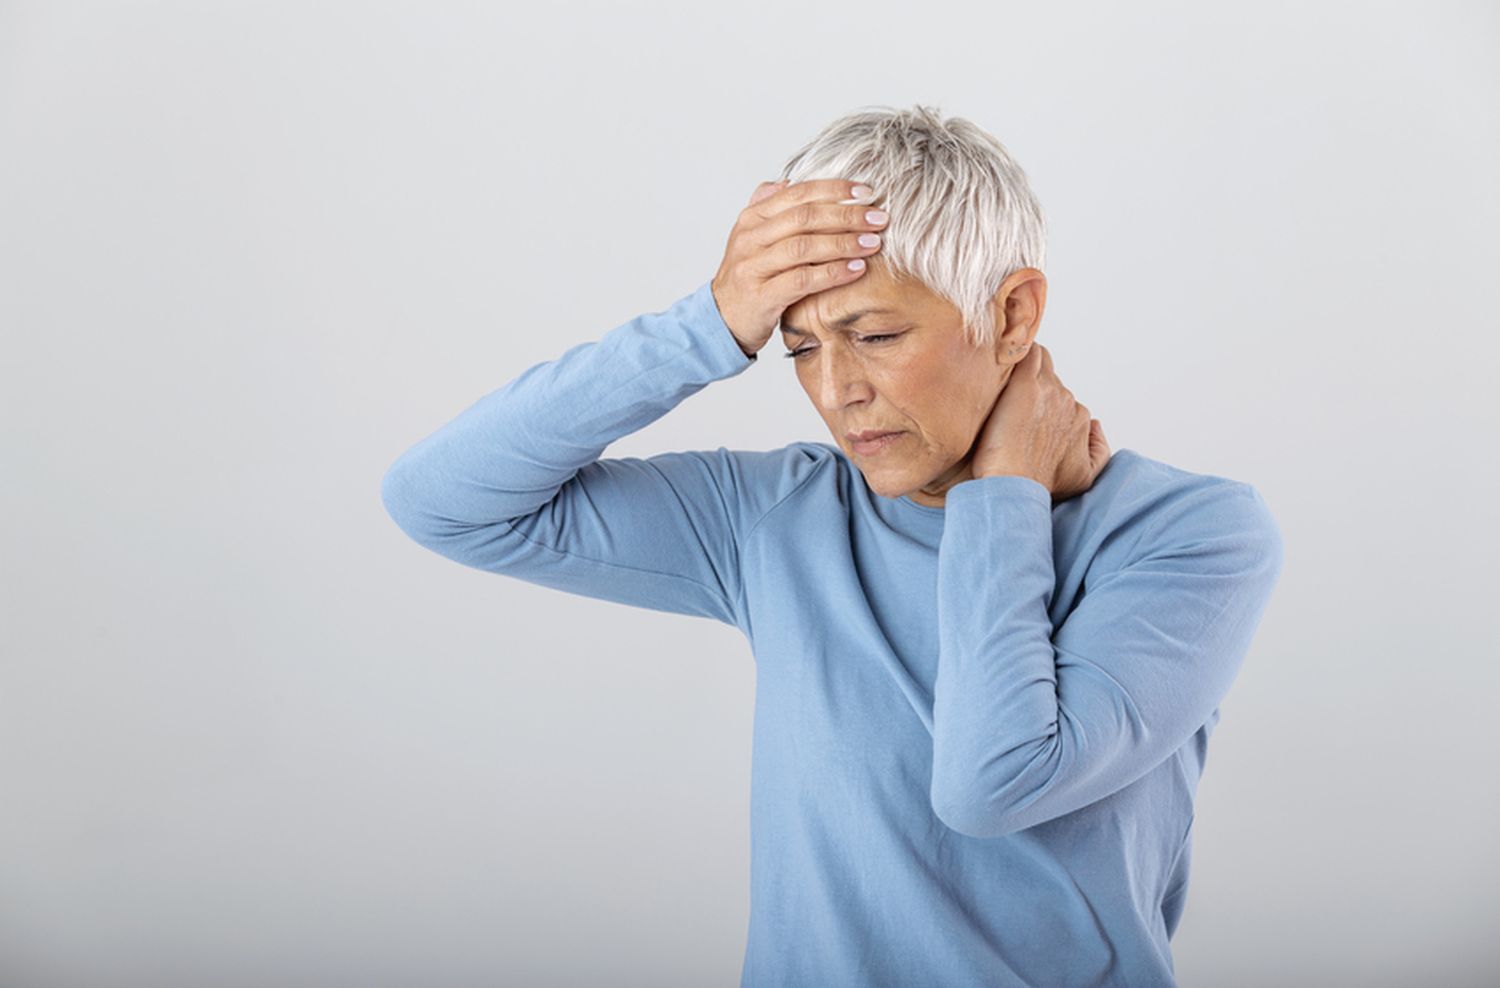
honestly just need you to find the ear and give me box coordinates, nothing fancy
[985,296,1017,368]
[988,269,1046,365]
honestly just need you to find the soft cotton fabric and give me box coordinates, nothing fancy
[380,279,1285,987]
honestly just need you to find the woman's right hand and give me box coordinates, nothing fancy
[710,178,890,356]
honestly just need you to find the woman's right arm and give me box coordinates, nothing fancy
[380,279,764,627]
[380,178,893,628]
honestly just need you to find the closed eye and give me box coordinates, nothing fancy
[783,333,902,359]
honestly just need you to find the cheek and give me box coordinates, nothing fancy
[868,363,941,447]
[908,367,993,447]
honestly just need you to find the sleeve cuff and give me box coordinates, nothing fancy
[946,473,1052,509]
[685,278,758,374]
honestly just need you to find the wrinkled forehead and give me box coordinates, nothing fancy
[779,267,918,336]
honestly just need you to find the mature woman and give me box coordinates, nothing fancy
[381,105,1284,987]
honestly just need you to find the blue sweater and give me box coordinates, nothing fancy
[380,279,1285,987]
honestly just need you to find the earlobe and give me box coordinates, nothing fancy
[992,338,1030,367]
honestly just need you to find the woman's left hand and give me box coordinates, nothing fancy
[970,342,1112,504]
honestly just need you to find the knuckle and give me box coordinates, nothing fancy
[793,201,815,226]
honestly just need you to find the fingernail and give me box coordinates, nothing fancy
[851,184,873,198]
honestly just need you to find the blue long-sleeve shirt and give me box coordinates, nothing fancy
[380,279,1285,987]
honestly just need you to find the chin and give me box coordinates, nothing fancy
[859,468,910,500]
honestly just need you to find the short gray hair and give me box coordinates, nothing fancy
[776,104,1047,350]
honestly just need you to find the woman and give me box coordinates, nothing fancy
[381,105,1284,987]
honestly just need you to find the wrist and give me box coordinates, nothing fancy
[973,462,1034,482]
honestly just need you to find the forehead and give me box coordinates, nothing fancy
[780,305,904,337]
[780,274,915,337]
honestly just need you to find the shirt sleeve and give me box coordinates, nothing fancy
[928,475,1285,838]
[380,279,760,629]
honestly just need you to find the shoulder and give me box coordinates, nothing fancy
[1078,448,1283,560]
[716,439,838,483]
[695,440,841,535]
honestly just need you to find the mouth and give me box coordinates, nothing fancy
[848,431,905,456]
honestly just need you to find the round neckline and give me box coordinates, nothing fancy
[895,493,946,515]
[812,440,949,527]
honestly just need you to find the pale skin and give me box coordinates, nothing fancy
[711,178,1111,508]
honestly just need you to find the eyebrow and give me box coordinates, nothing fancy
[780,308,901,337]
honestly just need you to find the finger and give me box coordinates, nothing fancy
[755,178,877,221]
[763,250,873,301]
[749,195,889,283]
[749,179,788,207]
[1088,419,1111,472]
[738,180,881,272]
[1018,341,1043,375]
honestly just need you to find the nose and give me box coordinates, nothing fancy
[815,343,871,411]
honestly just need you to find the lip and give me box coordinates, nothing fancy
[846,429,903,442]
[849,431,905,455]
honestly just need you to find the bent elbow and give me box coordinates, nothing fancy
[381,460,424,539]
[380,458,458,546]
[930,783,1024,840]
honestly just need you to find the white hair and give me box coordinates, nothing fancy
[776,103,1048,350]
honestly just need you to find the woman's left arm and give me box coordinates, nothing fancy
[928,477,1285,839]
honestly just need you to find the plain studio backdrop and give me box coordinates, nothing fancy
[2,2,1497,986]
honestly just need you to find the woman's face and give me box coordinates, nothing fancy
[778,260,1046,508]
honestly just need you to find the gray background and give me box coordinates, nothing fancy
[3,1,1497,986]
